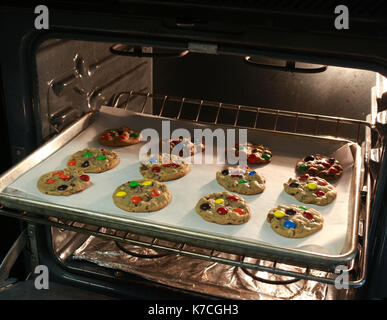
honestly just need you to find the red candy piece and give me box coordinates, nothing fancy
[227,195,239,202]
[45,179,56,184]
[217,207,228,215]
[103,134,111,140]
[318,161,331,168]
[151,189,161,197]
[53,171,63,176]
[67,160,76,166]
[317,179,328,186]
[131,196,142,204]
[233,208,246,215]
[80,175,90,182]
[231,174,242,178]
[303,211,314,220]
[299,174,310,180]
[315,190,326,197]
[152,166,161,172]
[60,174,70,180]
[119,135,127,140]
[171,163,181,168]
[247,154,258,163]
[329,167,339,174]
[162,163,172,167]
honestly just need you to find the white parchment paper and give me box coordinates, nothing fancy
[6,107,356,256]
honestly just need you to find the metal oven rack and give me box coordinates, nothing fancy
[0,90,374,288]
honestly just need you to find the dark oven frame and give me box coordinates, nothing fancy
[1,2,387,299]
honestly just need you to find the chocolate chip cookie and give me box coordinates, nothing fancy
[296,154,343,180]
[234,142,272,164]
[98,126,141,147]
[216,166,265,195]
[195,191,251,225]
[37,168,91,196]
[266,204,324,238]
[283,175,337,206]
[113,179,172,213]
[139,153,190,182]
[67,147,120,173]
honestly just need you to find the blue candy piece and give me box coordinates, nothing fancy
[283,220,296,229]
[175,142,185,150]
[148,157,158,164]
[248,171,256,176]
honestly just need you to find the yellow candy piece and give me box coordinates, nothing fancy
[116,191,127,197]
[141,181,153,186]
[215,198,224,204]
[307,183,317,190]
[273,210,285,218]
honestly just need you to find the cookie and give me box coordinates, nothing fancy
[195,191,251,225]
[266,204,324,238]
[160,137,205,157]
[216,166,265,195]
[234,142,272,164]
[296,154,343,180]
[283,175,337,206]
[113,179,171,213]
[37,168,91,196]
[139,153,190,182]
[67,147,120,173]
[98,126,141,147]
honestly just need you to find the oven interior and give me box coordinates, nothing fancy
[1,35,387,300]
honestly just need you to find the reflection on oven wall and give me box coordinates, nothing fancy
[36,39,152,141]
[35,40,378,145]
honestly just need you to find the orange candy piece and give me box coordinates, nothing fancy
[67,160,76,166]
[45,179,56,184]
[233,208,246,215]
[60,174,70,180]
[53,171,63,176]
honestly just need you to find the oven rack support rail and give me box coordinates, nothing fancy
[1,89,374,288]
[0,197,370,288]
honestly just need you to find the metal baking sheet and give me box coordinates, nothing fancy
[0,107,361,269]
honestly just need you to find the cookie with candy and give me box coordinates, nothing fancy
[216,165,266,195]
[112,179,171,213]
[283,174,337,206]
[98,126,141,147]
[160,136,205,157]
[67,147,120,173]
[37,168,91,196]
[295,154,343,180]
[233,142,272,164]
[195,191,251,225]
[266,204,324,238]
[139,153,190,182]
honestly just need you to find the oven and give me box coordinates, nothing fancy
[0,1,387,300]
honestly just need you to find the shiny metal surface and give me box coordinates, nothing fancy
[0,92,368,274]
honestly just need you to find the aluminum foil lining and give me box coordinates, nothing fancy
[72,228,330,300]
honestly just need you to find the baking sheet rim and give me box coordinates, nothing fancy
[0,110,361,268]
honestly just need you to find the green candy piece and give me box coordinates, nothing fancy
[262,153,271,160]
[129,181,140,188]
[298,164,308,171]
[238,179,247,184]
[298,206,308,210]
[96,154,106,161]
[130,132,139,138]
[82,151,93,157]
